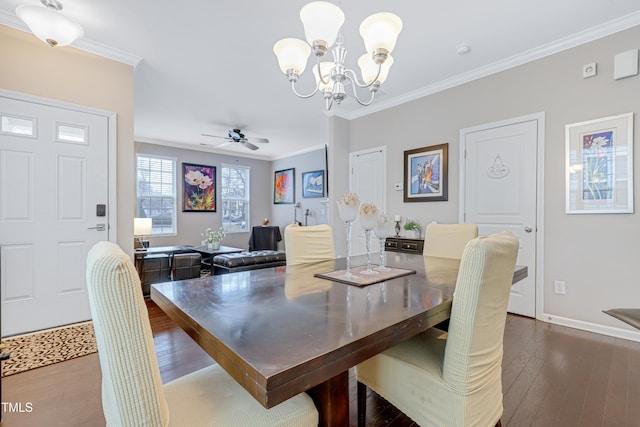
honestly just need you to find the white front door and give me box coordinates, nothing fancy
[349,147,386,256]
[1,94,111,336]
[460,114,543,318]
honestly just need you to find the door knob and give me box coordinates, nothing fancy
[88,224,106,231]
[524,226,532,233]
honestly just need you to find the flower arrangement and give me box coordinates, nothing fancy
[359,203,379,216]
[403,219,421,232]
[340,192,360,207]
[202,227,225,243]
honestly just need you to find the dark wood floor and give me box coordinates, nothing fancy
[2,301,640,426]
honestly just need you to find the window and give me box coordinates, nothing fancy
[136,155,176,235]
[221,164,250,232]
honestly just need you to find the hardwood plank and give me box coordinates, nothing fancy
[2,301,640,427]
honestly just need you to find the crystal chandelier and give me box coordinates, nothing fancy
[273,1,402,110]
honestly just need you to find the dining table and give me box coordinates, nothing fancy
[151,252,527,426]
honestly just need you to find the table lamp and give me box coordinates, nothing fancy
[134,217,152,249]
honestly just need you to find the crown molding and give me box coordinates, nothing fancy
[270,143,326,161]
[346,11,640,120]
[0,10,142,68]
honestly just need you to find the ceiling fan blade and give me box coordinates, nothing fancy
[241,141,260,151]
[216,140,234,147]
[246,137,269,144]
[201,133,230,140]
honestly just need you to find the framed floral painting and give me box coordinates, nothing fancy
[565,113,633,214]
[274,168,295,204]
[183,163,216,212]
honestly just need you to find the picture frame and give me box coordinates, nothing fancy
[565,113,633,214]
[302,170,325,198]
[182,162,216,212]
[403,143,448,202]
[274,168,295,204]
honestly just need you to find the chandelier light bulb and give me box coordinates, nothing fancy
[16,0,84,47]
[359,12,403,55]
[273,38,312,76]
[358,54,394,84]
[312,62,335,91]
[300,1,344,54]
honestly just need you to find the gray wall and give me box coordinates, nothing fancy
[135,142,272,250]
[271,148,329,248]
[344,26,640,334]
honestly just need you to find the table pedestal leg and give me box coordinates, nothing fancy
[308,370,349,427]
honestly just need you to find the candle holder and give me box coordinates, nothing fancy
[394,220,401,237]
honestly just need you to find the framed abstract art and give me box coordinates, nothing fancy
[274,168,295,204]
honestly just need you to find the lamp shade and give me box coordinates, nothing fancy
[358,54,394,84]
[300,1,344,47]
[134,218,152,236]
[359,12,402,54]
[16,4,84,47]
[312,62,335,91]
[273,38,312,75]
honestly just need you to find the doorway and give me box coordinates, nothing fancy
[0,90,116,336]
[459,113,544,318]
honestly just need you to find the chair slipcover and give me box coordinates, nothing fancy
[423,223,478,259]
[284,224,336,266]
[86,241,318,427]
[356,232,519,427]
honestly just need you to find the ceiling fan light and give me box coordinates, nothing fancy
[358,54,394,84]
[273,38,312,75]
[16,3,84,47]
[300,1,345,49]
[312,62,335,91]
[359,12,402,55]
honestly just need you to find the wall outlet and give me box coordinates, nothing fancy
[553,280,566,295]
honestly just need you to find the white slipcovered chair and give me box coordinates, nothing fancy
[423,223,478,259]
[284,224,336,266]
[356,232,519,427]
[86,241,318,427]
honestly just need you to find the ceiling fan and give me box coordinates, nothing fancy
[201,128,269,151]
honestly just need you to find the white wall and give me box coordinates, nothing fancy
[344,26,640,337]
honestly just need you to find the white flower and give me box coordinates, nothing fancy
[339,192,360,207]
[359,203,378,216]
[185,170,205,186]
[201,227,225,243]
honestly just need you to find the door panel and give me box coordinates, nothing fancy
[462,118,539,317]
[0,95,110,336]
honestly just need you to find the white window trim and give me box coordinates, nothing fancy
[136,154,178,236]
[221,163,251,234]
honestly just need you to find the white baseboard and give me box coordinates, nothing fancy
[540,312,640,343]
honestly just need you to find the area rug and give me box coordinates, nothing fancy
[1,321,97,377]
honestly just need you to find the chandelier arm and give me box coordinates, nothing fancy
[290,80,320,99]
[316,62,330,86]
[346,78,377,106]
[344,65,382,89]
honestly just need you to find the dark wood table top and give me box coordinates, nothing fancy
[151,253,527,424]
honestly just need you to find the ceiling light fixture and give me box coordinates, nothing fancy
[273,1,402,110]
[16,0,84,47]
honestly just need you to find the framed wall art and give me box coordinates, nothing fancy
[302,170,325,198]
[565,113,633,214]
[274,168,295,204]
[403,143,448,202]
[183,162,216,212]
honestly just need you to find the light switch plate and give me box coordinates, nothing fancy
[394,183,403,191]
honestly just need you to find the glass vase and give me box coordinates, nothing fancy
[359,213,379,275]
[337,201,359,279]
[374,214,392,272]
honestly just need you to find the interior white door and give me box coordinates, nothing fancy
[0,95,110,336]
[460,116,540,317]
[349,147,386,256]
